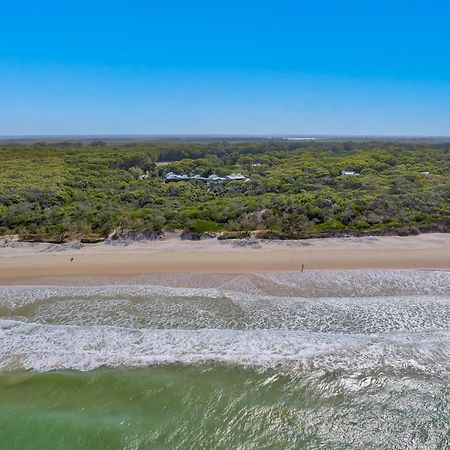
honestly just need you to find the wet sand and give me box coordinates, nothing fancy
[0,233,449,284]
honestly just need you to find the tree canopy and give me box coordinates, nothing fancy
[0,140,449,241]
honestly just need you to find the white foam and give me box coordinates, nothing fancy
[1,270,449,373]
[4,291,450,334]
[2,320,450,373]
[2,270,450,309]
[0,284,224,309]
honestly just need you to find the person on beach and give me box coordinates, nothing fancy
[301,264,304,272]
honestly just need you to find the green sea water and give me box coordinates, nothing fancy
[1,271,450,449]
[1,365,448,450]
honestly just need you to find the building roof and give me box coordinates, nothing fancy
[165,172,189,181]
[164,172,248,183]
[207,174,226,182]
[226,173,246,180]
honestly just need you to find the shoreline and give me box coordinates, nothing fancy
[1,233,449,284]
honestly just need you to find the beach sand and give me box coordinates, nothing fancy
[0,233,449,284]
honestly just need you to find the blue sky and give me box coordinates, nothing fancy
[1,0,450,136]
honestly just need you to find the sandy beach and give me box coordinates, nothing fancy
[0,233,449,284]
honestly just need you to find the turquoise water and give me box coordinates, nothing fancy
[1,365,449,449]
[1,271,449,449]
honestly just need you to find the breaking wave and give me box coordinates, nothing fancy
[1,270,449,373]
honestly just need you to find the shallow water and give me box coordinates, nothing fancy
[1,270,449,449]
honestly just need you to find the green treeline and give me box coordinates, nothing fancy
[0,140,449,241]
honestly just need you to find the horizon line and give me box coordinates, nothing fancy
[1,133,450,140]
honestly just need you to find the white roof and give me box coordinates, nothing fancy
[165,172,189,180]
[165,172,248,182]
[208,174,226,181]
[226,173,246,180]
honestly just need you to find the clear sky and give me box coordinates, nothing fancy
[1,0,450,136]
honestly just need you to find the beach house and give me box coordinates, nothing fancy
[207,174,227,183]
[164,172,190,182]
[164,172,249,183]
[225,173,247,181]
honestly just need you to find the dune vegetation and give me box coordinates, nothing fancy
[0,140,449,242]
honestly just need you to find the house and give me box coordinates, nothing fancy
[190,174,208,181]
[207,174,226,183]
[164,172,190,182]
[341,170,357,176]
[225,173,247,181]
[164,171,249,183]
[420,171,430,176]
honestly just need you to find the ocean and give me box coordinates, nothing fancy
[1,270,449,449]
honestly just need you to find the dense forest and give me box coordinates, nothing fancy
[0,140,449,242]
